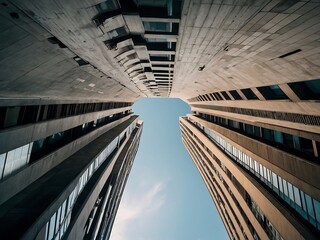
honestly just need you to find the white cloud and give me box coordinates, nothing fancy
[110,182,166,240]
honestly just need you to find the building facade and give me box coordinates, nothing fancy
[0,99,143,240]
[180,78,320,239]
[1,0,320,239]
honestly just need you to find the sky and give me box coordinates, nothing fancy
[110,98,228,240]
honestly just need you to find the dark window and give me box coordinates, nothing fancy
[143,21,171,32]
[213,92,223,101]
[210,93,216,101]
[95,0,119,13]
[229,90,242,100]
[221,91,231,100]
[299,137,314,155]
[107,26,127,39]
[283,133,294,148]
[257,85,288,100]
[241,88,258,100]
[288,79,320,100]
[262,128,274,141]
[245,124,254,135]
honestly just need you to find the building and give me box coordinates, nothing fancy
[0,0,320,239]
[180,68,320,239]
[0,100,143,239]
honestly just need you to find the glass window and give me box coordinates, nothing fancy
[229,90,242,100]
[0,153,6,179]
[221,91,231,100]
[299,137,314,155]
[107,26,127,39]
[257,85,289,100]
[274,131,283,144]
[262,128,274,141]
[241,88,259,100]
[245,124,254,135]
[283,133,294,148]
[287,182,294,202]
[48,213,56,240]
[143,21,171,32]
[305,194,316,226]
[283,179,288,198]
[313,199,320,227]
[4,106,20,128]
[288,79,320,100]
[55,207,61,234]
[293,186,301,207]
[293,136,300,150]
[95,0,120,13]
[272,172,278,190]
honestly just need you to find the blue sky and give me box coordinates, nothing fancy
[110,98,228,240]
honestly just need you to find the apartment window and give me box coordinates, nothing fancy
[213,92,223,101]
[257,85,288,100]
[221,91,231,100]
[288,79,320,100]
[107,26,127,39]
[143,21,171,32]
[229,90,242,100]
[95,0,119,13]
[241,88,259,100]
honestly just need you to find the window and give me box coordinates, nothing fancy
[107,26,127,39]
[143,21,171,32]
[241,88,259,100]
[229,90,242,100]
[288,79,320,100]
[257,85,289,100]
[221,91,231,100]
[95,0,119,13]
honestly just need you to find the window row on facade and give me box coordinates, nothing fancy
[181,122,284,240]
[43,120,136,240]
[192,103,320,126]
[182,128,256,239]
[187,118,320,232]
[0,111,131,181]
[197,113,319,161]
[189,79,320,102]
[0,101,132,130]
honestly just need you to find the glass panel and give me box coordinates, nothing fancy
[241,88,259,100]
[305,194,316,226]
[143,21,170,32]
[287,182,294,202]
[274,131,283,144]
[293,136,300,150]
[283,133,294,148]
[0,153,6,179]
[293,186,301,207]
[95,0,119,13]
[3,149,15,178]
[48,213,56,240]
[257,85,288,100]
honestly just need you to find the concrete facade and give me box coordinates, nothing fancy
[0,0,320,240]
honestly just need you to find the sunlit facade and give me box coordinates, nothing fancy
[1,0,320,239]
[180,79,320,239]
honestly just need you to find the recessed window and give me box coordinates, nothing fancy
[288,79,320,100]
[143,21,171,32]
[95,0,119,13]
[229,90,242,100]
[107,26,127,39]
[241,88,258,100]
[257,85,288,100]
[213,92,223,101]
[221,91,231,100]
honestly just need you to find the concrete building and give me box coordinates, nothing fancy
[0,0,320,239]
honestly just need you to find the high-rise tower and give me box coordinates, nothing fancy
[1,0,320,239]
